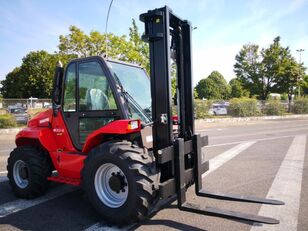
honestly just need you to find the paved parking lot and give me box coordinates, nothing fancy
[0,118,307,231]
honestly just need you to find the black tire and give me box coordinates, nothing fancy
[82,141,159,225]
[7,146,52,199]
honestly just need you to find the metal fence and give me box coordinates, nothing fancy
[0,98,52,110]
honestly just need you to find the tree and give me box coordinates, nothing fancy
[0,51,74,98]
[194,88,198,99]
[1,21,150,99]
[195,71,230,100]
[128,19,149,72]
[301,74,308,96]
[20,51,58,98]
[273,56,304,98]
[229,78,249,98]
[1,67,23,98]
[58,21,149,72]
[261,37,303,98]
[234,37,306,100]
[234,43,264,98]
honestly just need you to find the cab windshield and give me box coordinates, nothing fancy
[107,61,152,123]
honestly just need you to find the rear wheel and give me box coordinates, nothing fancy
[7,146,52,199]
[82,141,159,225]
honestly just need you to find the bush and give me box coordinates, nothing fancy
[280,93,288,101]
[0,114,17,128]
[293,98,308,114]
[228,98,260,117]
[0,109,6,115]
[263,100,285,115]
[195,99,212,119]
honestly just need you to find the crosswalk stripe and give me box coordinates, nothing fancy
[206,134,294,147]
[0,185,76,218]
[84,222,133,231]
[250,135,307,231]
[202,126,308,140]
[0,171,8,175]
[202,141,256,177]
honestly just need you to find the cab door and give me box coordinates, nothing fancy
[62,58,122,150]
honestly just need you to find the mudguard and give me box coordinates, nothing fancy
[82,119,140,153]
[15,127,58,151]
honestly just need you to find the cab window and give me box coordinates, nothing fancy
[78,61,117,111]
[63,63,76,112]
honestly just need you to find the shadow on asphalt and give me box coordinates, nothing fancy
[0,180,17,205]
[166,204,255,226]
[131,219,207,231]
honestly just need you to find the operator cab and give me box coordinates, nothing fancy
[55,56,151,150]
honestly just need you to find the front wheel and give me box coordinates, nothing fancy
[82,141,159,225]
[7,146,52,199]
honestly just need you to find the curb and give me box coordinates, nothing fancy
[196,114,308,124]
[1,114,307,133]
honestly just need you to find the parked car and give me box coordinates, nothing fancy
[7,107,29,124]
[209,104,228,116]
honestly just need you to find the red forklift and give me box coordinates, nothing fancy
[7,6,283,226]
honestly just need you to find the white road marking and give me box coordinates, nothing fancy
[206,135,295,148]
[0,185,76,218]
[202,141,256,177]
[84,194,177,231]
[84,222,133,231]
[250,135,306,231]
[0,171,8,176]
[207,126,308,140]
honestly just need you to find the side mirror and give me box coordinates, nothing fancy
[52,61,64,114]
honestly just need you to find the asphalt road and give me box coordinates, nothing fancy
[0,118,307,231]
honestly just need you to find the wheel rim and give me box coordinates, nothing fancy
[13,160,29,189]
[94,163,129,208]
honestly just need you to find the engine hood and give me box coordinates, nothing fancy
[28,109,53,127]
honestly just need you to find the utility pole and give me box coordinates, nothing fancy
[296,49,305,97]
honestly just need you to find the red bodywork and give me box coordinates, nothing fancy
[15,109,141,186]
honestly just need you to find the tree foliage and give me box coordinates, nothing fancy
[58,20,149,72]
[1,67,23,98]
[234,43,264,98]
[301,75,308,95]
[229,78,249,98]
[195,71,230,100]
[1,19,150,98]
[20,51,59,98]
[234,37,306,99]
[1,51,74,98]
[128,19,149,72]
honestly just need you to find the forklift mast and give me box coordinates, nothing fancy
[140,6,284,225]
[140,6,206,199]
[140,6,194,150]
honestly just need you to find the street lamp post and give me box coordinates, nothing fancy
[296,49,305,97]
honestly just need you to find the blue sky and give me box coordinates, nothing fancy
[0,0,307,86]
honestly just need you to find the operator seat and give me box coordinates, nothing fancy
[85,88,109,110]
